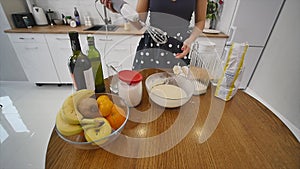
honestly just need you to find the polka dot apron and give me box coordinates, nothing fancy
[132,0,196,70]
[132,30,190,70]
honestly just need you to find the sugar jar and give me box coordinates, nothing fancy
[118,70,143,107]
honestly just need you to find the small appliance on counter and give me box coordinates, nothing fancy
[46,9,57,25]
[12,13,36,28]
[32,6,48,26]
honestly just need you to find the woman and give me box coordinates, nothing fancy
[101,0,206,70]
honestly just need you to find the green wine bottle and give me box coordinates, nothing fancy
[68,31,95,90]
[87,34,105,93]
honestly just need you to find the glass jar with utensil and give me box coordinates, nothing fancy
[189,41,219,95]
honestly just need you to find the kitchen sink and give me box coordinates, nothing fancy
[84,25,119,32]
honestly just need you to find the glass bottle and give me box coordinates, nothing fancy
[87,34,105,93]
[74,7,80,26]
[68,31,95,90]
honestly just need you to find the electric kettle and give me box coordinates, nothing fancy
[32,6,48,25]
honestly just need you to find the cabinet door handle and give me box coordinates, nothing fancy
[25,47,38,50]
[19,37,34,40]
[114,48,128,51]
[221,47,230,61]
[98,38,113,41]
[226,26,237,45]
[56,38,69,41]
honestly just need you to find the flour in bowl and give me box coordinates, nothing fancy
[150,84,187,99]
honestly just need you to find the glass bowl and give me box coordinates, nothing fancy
[145,72,194,108]
[55,93,129,150]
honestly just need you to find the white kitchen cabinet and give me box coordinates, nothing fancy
[80,34,141,78]
[8,33,60,84]
[8,32,141,85]
[8,32,226,85]
[45,34,73,83]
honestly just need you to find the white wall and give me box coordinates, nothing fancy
[35,0,138,25]
[246,0,300,141]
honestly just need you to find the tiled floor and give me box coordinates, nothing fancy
[0,81,73,169]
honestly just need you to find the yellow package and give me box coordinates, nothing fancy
[215,43,249,101]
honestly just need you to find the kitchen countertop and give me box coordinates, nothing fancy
[4,25,229,38]
[4,24,145,35]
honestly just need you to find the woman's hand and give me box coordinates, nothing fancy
[100,0,116,12]
[175,37,194,59]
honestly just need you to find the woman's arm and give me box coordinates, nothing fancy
[176,0,206,59]
[136,0,149,22]
[128,0,149,30]
[189,0,206,42]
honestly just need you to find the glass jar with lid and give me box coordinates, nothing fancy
[118,70,143,107]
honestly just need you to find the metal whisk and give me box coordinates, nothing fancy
[138,20,168,45]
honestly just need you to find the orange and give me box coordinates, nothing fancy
[106,104,126,130]
[96,95,113,117]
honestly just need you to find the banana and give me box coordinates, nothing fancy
[83,117,112,145]
[72,89,95,118]
[61,95,80,124]
[80,118,105,124]
[61,89,95,124]
[56,109,83,136]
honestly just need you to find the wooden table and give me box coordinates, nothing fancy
[46,69,299,169]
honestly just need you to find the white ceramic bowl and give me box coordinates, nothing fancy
[145,72,194,108]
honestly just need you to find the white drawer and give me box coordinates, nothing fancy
[45,34,70,42]
[8,33,46,43]
[107,44,130,56]
[95,35,136,43]
[79,34,127,46]
[45,34,73,83]
[12,42,59,83]
[79,34,141,71]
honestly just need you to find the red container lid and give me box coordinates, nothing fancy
[118,70,143,85]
